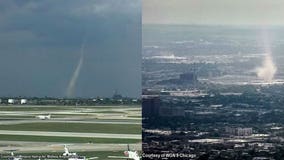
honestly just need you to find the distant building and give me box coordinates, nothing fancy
[159,106,172,116]
[225,127,253,136]
[225,127,236,135]
[172,107,185,117]
[179,72,197,84]
[8,99,15,104]
[236,128,252,136]
[112,90,123,99]
[159,106,185,117]
[156,72,198,86]
[20,99,27,104]
[142,96,160,118]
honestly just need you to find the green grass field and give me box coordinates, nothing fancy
[0,122,141,134]
[0,106,73,111]
[0,105,141,111]
[127,116,142,118]
[0,115,34,118]
[0,134,140,144]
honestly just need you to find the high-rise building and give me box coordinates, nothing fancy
[179,72,198,84]
[142,96,160,118]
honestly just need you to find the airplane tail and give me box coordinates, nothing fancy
[64,145,69,154]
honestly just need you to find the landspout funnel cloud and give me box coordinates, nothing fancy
[256,53,277,82]
[66,40,85,98]
[255,27,277,83]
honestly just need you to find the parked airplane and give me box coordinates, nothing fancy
[63,145,77,157]
[108,144,140,160]
[35,114,51,120]
[62,145,98,160]
[4,150,22,160]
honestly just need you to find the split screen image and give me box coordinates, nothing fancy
[0,0,284,160]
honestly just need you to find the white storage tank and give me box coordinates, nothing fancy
[8,99,15,104]
[21,99,27,104]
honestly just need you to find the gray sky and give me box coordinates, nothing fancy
[0,0,141,98]
[143,0,284,25]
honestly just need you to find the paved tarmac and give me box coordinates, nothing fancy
[0,120,141,125]
[0,130,141,139]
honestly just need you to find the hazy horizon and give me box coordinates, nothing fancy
[143,0,284,26]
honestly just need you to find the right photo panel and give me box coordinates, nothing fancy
[142,0,284,159]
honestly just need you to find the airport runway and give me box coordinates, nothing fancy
[0,120,141,125]
[0,109,141,120]
[0,130,141,139]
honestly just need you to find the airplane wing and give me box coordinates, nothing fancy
[108,156,129,159]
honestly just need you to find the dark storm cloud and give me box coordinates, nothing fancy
[0,0,141,98]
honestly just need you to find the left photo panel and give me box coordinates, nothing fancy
[0,0,141,160]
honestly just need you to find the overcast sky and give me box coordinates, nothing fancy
[143,0,284,25]
[0,0,141,98]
